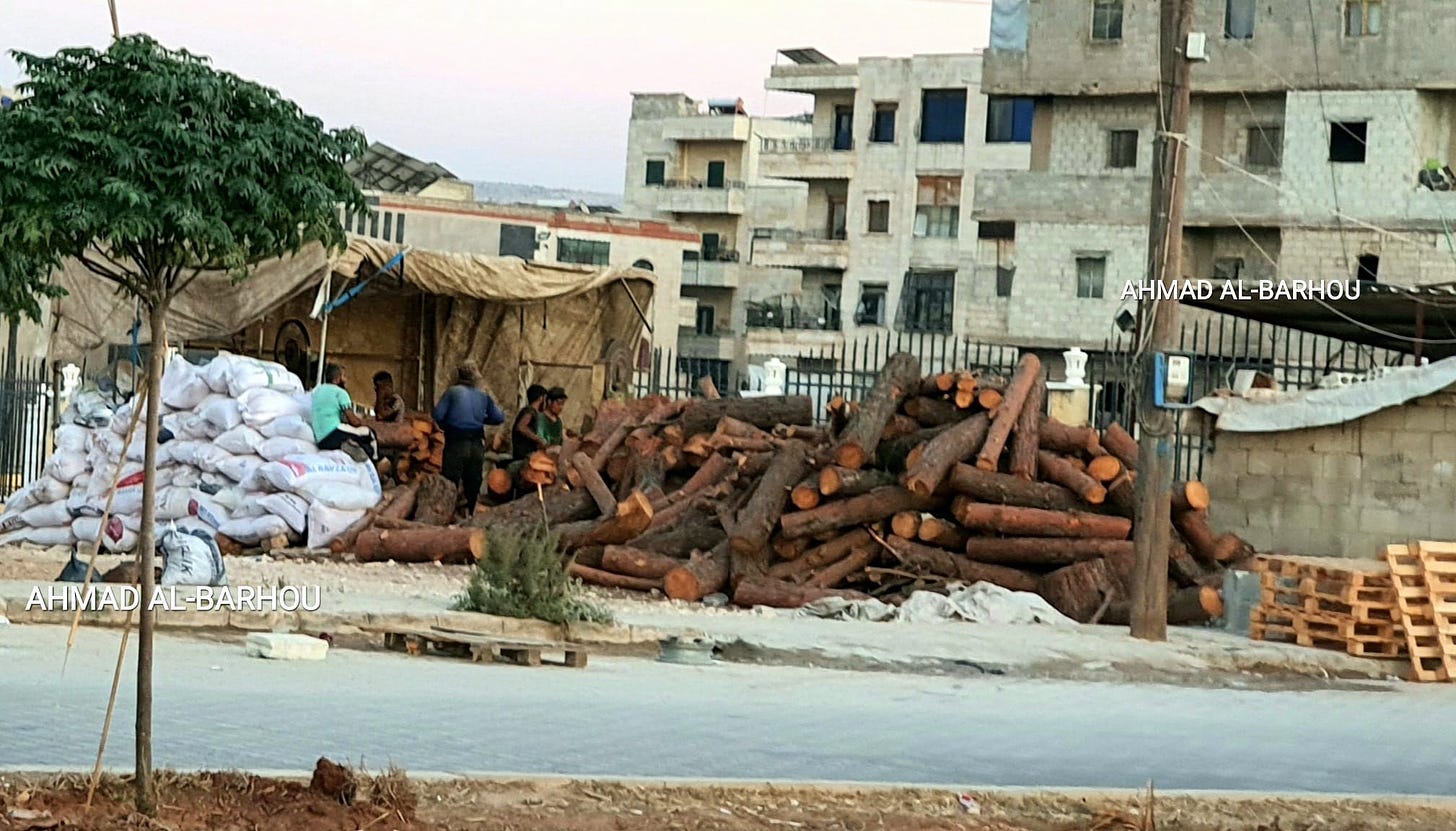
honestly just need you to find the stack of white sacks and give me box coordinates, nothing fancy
[0,352,381,552]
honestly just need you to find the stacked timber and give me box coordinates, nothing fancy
[369,413,446,482]
[466,352,1253,624]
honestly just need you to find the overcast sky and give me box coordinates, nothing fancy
[4,0,992,193]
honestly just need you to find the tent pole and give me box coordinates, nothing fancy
[315,272,332,387]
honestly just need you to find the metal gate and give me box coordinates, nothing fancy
[0,350,53,502]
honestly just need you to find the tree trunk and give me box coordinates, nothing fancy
[1170,480,1211,513]
[561,490,655,548]
[628,512,726,556]
[136,301,167,813]
[954,372,980,409]
[1104,471,1137,519]
[881,413,921,442]
[886,536,1041,593]
[1036,450,1107,504]
[819,466,896,498]
[902,413,991,497]
[569,562,661,592]
[779,486,937,540]
[1038,416,1104,456]
[355,526,485,564]
[471,487,596,529]
[952,498,1132,539]
[977,388,1004,411]
[889,511,922,540]
[1103,585,1223,626]
[571,452,617,517]
[917,515,968,550]
[1102,422,1140,471]
[372,422,422,449]
[808,545,876,589]
[601,545,684,579]
[1171,508,1224,565]
[663,541,731,601]
[790,474,822,510]
[773,536,811,561]
[833,353,923,470]
[918,373,957,396]
[680,396,814,436]
[962,537,1135,568]
[874,425,952,473]
[1008,379,1046,480]
[732,576,869,609]
[1167,539,1212,586]
[729,441,810,563]
[944,463,1085,512]
[768,528,873,581]
[330,482,419,555]
[1040,556,1134,623]
[486,467,513,497]
[975,354,1043,472]
[412,473,459,525]
[903,395,961,427]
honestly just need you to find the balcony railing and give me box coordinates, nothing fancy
[661,177,746,190]
[760,137,853,154]
[746,302,842,332]
[753,227,846,242]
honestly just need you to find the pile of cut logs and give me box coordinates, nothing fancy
[368,414,446,482]
[464,351,1251,624]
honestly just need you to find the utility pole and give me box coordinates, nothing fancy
[1130,0,1196,641]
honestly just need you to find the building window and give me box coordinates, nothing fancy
[382,212,393,242]
[701,232,721,260]
[1245,125,1282,168]
[986,97,1035,143]
[833,106,854,151]
[1091,0,1124,41]
[355,212,367,235]
[500,223,537,260]
[1330,121,1368,163]
[1357,253,1380,282]
[645,160,666,186]
[920,89,967,144]
[369,212,379,238]
[979,222,1016,298]
[558,237,611,266]
[855,284,888,326]
[1076,256,1107,299]
[1345,0,1381,36]
[632,258,654,272]
[1224,0,1255,39]
[1107,129,1139,169]
[871,103,897,143]
[867,200,891,234]
[395,213,406,243]
[827,200,848,240]
[898,270,955,333]
[706,160,726,188]
[797,357,837,374]
[695,305,716,335]
[1212,257,1244,281]
[914,177,961,239]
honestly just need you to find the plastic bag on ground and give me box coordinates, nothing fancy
[159,524,228,587]
[215,425,267,456]
[161,355,212,410]
[257,492,310,534]
[306,504,366,549]
[259,414,316,443]
[217,514,291,544]
[57,548,93,583]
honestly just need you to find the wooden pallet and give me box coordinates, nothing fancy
[377,625,588,669]
[1249,607,1404,658]
[1257,584,1401,624]
[1413,541,1456,680]
[1384,543,1448,682]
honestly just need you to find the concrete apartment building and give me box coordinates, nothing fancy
[974,0,1456,350]
[626,52,1032,381]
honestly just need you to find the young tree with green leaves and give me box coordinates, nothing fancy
[0,35,367,812]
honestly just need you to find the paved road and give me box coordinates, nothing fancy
[3,624,1453,795]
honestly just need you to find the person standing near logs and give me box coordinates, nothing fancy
[536,387,569,447]
[511,384,549,461]
[432,362,506,519]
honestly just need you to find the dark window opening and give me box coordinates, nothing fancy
[1224,0,1255,39]
[1357,254,1380,282]
[1107,130,1139,169]
[695,305,716,335]
[898,270,955,333]
[1076,256,1107,299]
[645,160,666,185]
[632,258,654,272]
[558,237,611,266]
[706,161,726,188]
[920,89,967,144]
[369,212,379,238]
[828,201,848,239]
[978,221,1016,240]
[1345,0,1381,36]
[871,103,897,143]
[986,97,1035,143]
[1245,125,1282,168]
[355,212,367,235]
[856,284,888,326]
[1092,0,1124,41]
[1330,121,1368,163]
[833,106,854,151]
[382,212,393,242]
[395,213,406,243]
[500,223,537,260]
[867,200,891,233]
[701,233,721,260]
[996,267,1015,298]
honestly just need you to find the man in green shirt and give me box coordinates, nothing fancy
[311,363,376,462]
[535,387,568,447]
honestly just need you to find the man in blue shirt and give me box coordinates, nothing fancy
[432,361,506,518]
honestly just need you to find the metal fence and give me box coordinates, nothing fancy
[1087,314,1413,480]
[0,351,53,502]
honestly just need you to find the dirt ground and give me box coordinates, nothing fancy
[3,768,1453,831]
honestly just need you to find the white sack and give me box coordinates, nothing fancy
[159,524,227,586]
[0,526,74,547]
[54,424,89,454]
[45,450,88,484]
[257,492,310,534]
[20,501,74,528]
[226,356,304,398]
[187,492,232,529]
[257,436,316,462]
[215,425,267,456]
[215,454,265,486]
[198,395,244,432]
[217,514,291,544]
[259,414,316,443]
[307,504,365,549]
[161,354,212,410]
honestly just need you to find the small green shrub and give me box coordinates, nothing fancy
[451,525,613,625]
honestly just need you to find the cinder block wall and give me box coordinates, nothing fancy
[1201,386,1456,560]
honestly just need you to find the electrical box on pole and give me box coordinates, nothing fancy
[1152,352,1195,409]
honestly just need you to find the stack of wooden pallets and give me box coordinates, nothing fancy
[1248,554,1404,660]
[1386,542,1455,682]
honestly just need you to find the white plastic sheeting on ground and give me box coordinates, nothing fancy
[1193,356,1456,432]
[796,582,1076,625]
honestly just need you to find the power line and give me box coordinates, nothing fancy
[1304,0,1352,273]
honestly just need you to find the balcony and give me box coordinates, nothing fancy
[766,63,859,94]
[655,179,747,215]
[677,331,738,362]
[752,230,849,270]
[746,300,841,332]
[682,258,743,288]
[972,169,1289,227]
[660,114,751,142]
[758,137,855,180]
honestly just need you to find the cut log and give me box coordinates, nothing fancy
[372,421,423,449]
[962,537,1135,568]
[1102,422,1140,471]
[570,452,617,517]
[1038,416,1103,456]
[768,528,873,581]
[568,563,661,593]
[681,396,814,436]
[780,486,937,540]
[330,482,419,555]
[1104,471,1137,519]
[486,467,513,497]
[591,421,634,473]
[412,473,459,524]
[885,536,1041,593]
[216,533,245,557]
[1036,450,1107,505]
[833,352,923,470]
[560,490,655,548]
[729,441,811,568]
[1040,556,1134,623]
[1086,454,1123,483]
[1171,508,1223,566]
[903,396,960,428]
[698,375,721,399]
[1167,539,1212,587]
[1103,585,1223,627]
[977,388,1004,411]
[354,527,485,565]
[628,513,727,556]
[890,511,922,540]
[1170,480,1212,513]
[732,576,869,609]
[774,424,828,444]
[918,373,957,396]
[917,515,968,551]
[772,536,812,561]
[735,451,774,479]
[473,487,597,529]
[954,372,980,410]
[945,463,1085,512]
[1008,378,1046,481]
[663,541,731,602]
[875,425,953,473]
[601,545,684,580]
[790,475,822,511]
[674,451,734,501]
[715,416,774,442]
[882,414,921,442]
[952,498,1132,540]
[808,546,876,589]
[819,466,897,498]
[902,412,991,497]
[554,437,581,481]
[1214,532,1253,564]
[975,353,1042,471]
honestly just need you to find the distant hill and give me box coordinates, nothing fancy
[471,180,623,210]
